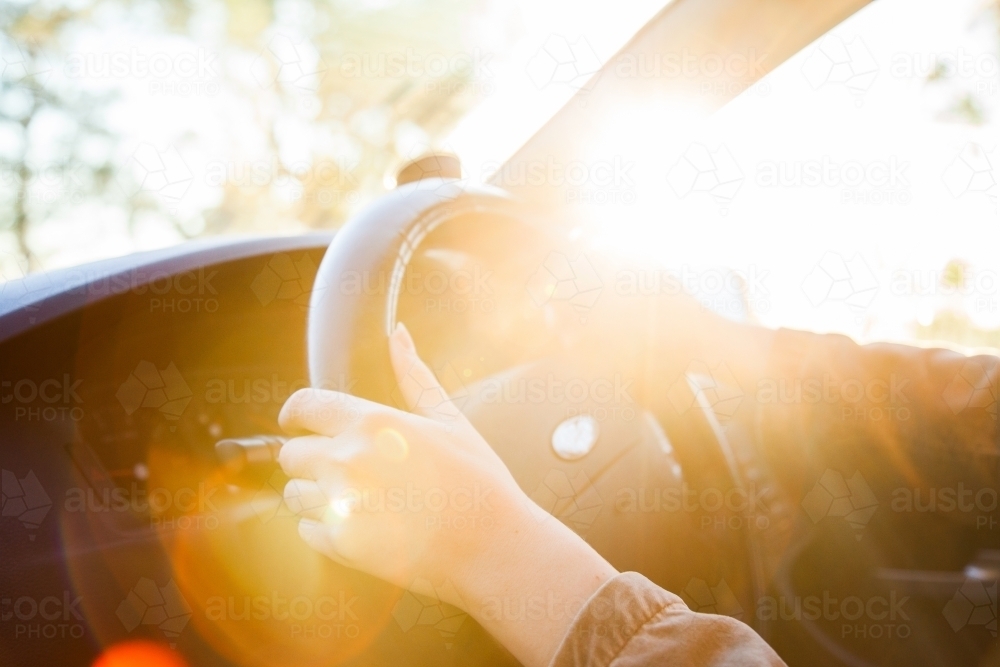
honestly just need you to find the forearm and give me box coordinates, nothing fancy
[643,293,777,399]
[453,505,618,667]
[756,327,999,499]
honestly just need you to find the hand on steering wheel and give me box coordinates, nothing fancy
[278,323,617,667]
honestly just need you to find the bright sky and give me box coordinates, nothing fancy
[555,0,1000,345]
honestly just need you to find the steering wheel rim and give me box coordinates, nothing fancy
[307,177,530,402]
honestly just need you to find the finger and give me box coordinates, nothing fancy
[298,518,353,565]
[389,322,463,422]
[277,434,366,481]
[283,478,333,520]
[279,387,381,438]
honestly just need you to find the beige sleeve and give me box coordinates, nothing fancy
[549,572,786,667]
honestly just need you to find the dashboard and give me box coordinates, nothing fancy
[2,231,996,667]
[0,234,704,667]
[1,237,448,666]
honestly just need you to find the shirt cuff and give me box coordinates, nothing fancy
[548,571,683,667]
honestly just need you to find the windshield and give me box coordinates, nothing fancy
[581,0,999,349]
[0,0,664,273]
[3,0,998,352]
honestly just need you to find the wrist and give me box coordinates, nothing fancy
[454,498,617,667]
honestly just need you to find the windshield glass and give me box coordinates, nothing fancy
[3,0,998,353]
[585,0,999,349]
[0,0,664,273]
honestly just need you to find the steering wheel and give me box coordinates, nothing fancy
[302,157,785,663]
[307,172,526,404]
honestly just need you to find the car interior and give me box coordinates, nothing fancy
[1,0,998,665]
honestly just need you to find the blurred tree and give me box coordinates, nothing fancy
[0,0,502,271]
[0,0,216,271]
[0,4,118,271]
[926,0,1000,125]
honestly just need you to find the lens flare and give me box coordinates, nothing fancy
[332,496,355,519]
[92,640,189,667]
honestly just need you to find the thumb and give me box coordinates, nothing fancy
[389,322,463,423]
